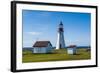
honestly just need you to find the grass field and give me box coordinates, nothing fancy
[22,48,91,63]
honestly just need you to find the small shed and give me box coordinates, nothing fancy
[67,45,77,55]
[32,41,53,53]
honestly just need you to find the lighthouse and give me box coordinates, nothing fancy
[56,21,65,49]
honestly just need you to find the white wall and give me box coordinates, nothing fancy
[0,0,100,73]
[33,47,47,53]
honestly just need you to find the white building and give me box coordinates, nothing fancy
[32,41,53,53]
[56,21,65,49]
[67,45,77,55]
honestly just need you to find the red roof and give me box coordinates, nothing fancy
[33,41,52,47]
[68,45,76,48]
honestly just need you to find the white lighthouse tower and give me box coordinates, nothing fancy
[56,21,65,49]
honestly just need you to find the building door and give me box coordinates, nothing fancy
[60,44,61,49]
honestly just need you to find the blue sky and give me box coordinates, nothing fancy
[22,10,91,47]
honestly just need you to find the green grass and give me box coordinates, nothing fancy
[22,48,91,63]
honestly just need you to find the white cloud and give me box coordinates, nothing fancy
[27,31,42,35]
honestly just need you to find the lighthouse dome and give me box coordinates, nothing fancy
[59,21,63,28]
